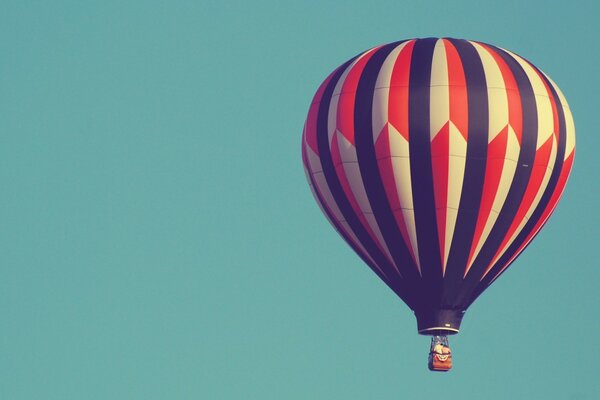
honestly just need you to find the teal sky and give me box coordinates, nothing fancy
[1,1,599,398]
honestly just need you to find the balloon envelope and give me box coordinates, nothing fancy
[301,38,575,334]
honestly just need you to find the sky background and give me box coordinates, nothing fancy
[1,0,599,399]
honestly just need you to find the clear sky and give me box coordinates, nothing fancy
[1,0,599,399]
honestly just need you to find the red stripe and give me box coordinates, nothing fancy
[533,66,561,147]
[375,125,400,208]
[480,44,522,145]
[488,150,575,282]
[337,48,380,145]
[335,152,391,264]
[388,40,415,140]
[484,57,568,282]
[431,122,450,264]
[303,141,386,280]
[305,103,320,155]
[373,42,419,266]
[330,48,393,263]
[332,136,386,257]
[330,134,360,215]
[483,133,555,277]
[305,69,341,155]
[443,39,468,139]
[331,47,378,213]
[301,137,309,170]
[466,126,508,271]
[375,131,418,264]
[464,43,525,276]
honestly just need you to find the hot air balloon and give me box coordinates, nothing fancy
[301,38,575,371]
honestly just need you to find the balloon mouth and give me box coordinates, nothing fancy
[414,309,465,335]
[418,327,460,335]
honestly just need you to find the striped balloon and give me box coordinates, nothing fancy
[301,38,575,334]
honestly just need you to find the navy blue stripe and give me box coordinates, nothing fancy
[303,146,394,289]
[407,38,443,310]
[441,39,489,308]
[473,57,569,293]
[458,45,540,307]
[314,54,411,305]
[353,41,423,292]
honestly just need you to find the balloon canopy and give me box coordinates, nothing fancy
[301,38,575,336]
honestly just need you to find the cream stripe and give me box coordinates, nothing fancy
[545,75,577,156]
[307,164,379,270]
[562,107,576,157]
[429,39,449,139]
[325,49,397,270]
[372,41,411,140]
[505,51,555,150]
[445,123,467,267]
[468,131,520,267]
[370,42,420,270]
[338,220,380,271]
[310,170,344,223]
[494,126,521,216]
[305,139,323,173]
[472,42,508,143]
[483,53,562,268]
[304,162,381,273]
[429,39,451,268]
[489,134,558,269]
[333,132,396,268]
[328,54,367,146]
[542,72,572,108]
[466,43,517,270]
[387,124,420,269]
